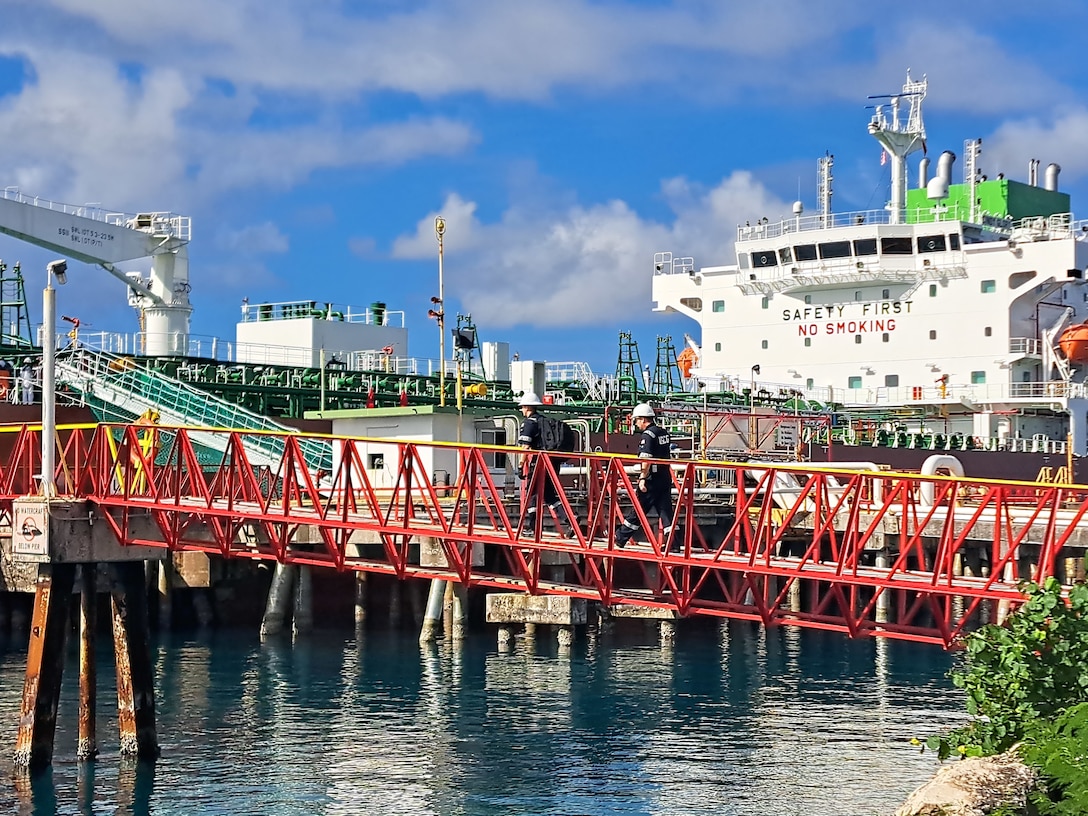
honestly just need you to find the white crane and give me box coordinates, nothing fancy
[0,188,192,355]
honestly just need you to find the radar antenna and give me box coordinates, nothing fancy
[867,71,928,224]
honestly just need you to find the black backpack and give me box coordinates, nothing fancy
[538,415,576,454]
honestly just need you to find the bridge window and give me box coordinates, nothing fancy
[881,288,890,299]
[752,251,778,268]
[478,429,508,468]
[854,291,862,301]
[981,280,996,294]
[819,241,851,259]
[971,371,986,384]
[853,238,878,256]
[880,237,913,255]
[885,374,899,387]
[680,297,702,311]
[848,376,862,389]
[712,300,725,312]
[779,247,793,264]
[738,253,750,269]
[918,234,947,253]
[367,454,385,469]
[882,333,889,342]
[794,244,817,262]
[854,334,862,344]
[949,234,961,250]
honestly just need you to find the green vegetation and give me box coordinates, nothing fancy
[928,578,1088,813]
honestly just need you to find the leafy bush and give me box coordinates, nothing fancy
[927,578,1088,760]
[1021,702,1088,815]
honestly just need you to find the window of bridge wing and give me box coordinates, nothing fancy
[917,234,947,253]
[853,238,878,256]
[949,233,961,250]
[751,250,778,268]
[818,240,852,260]
[880,236,914,255]
[778,246,793,264]
[793,244,818,262]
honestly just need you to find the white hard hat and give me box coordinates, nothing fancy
[518,392,544,407]
[632,403,655,418]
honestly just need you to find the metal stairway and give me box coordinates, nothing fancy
[55,348,332,471]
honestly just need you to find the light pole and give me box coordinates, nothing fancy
[434,216,446,407]
[42,259,68,497]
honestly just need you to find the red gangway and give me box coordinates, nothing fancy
[7,422,1088,648]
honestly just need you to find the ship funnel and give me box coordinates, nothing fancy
[937,151,956,186]
[1045,163,1062,192]
[918,156,930,188]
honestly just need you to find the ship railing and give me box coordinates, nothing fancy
[652,252,696,275]
[1009,337,1042,357]
[240,300,405,327]
[843,380,1080,406]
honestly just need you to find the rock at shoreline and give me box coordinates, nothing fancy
[894,750,1037,816]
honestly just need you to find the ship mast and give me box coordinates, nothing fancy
[867,71,927,224]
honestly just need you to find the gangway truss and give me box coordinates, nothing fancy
[7,422,1088,647]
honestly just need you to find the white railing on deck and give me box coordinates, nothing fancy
[1,187,190,241]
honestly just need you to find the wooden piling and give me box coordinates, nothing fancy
[77,567,98,761]
[109,562,159,760]
[13,562,76,769]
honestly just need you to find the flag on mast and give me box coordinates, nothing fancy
[880,150,887,166]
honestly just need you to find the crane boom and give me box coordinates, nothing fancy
[0,188,193,355]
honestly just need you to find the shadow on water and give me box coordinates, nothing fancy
[0,621,966,816]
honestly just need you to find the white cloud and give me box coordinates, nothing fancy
[215,222,289,254]
[392,173,791,328]
[985,107,1088,183]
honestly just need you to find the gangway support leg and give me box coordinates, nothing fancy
[109,562,159,760]
[419,578,447,644]
[156,558,173,630]
[77,568,98,761]
[13,563,76,770]
[260,563,296,637]
[354,573,368,627]
[292,566,313,637]
[497,626,514,652]
[442,581,454,638]
[451,584,469,643]
[875,554,889,624]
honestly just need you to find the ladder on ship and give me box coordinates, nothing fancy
[54,348,333,471]
[651,335,680,394]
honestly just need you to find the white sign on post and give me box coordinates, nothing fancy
[12,500,49,562]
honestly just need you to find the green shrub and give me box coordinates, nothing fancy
[927,578,1088,760]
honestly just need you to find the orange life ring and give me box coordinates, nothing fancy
[382,345,394,355]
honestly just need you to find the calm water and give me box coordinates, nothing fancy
[0,621,966,816]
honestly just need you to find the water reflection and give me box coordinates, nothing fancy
[0,622,967,816]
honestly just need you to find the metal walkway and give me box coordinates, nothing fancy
[8,422,1088,647]
[55,348,332,470]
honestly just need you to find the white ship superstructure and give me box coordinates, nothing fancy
[652,73,1088,454]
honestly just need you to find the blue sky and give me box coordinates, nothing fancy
[0,1,1086,373]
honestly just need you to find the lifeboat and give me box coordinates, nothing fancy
[1058,324,1088,365]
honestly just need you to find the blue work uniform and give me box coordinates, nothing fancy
[616,422,674,547]
[518,411,574,536]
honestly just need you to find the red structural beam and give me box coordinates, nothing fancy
[3,423,1086,648]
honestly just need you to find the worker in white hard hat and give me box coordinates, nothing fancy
[517,392,575,538]
[615,403,675,550]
